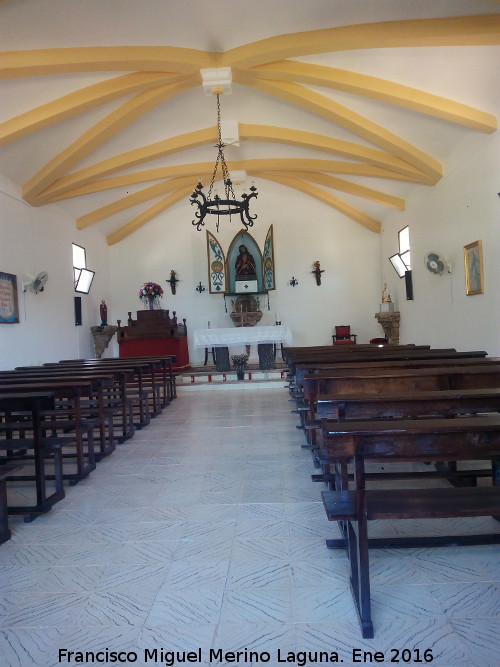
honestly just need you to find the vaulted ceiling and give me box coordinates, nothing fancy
[1,0,499,244]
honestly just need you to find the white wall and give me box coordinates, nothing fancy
[380,131,500,356]
[2,127,498,371]
[0,177,112,370]
[109,182,382,364]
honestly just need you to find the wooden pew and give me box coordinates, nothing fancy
[292,355,500,395]
[41,358,159,426]
[0,463,23,543]
[12,365,137,442]
[312,388,500,487]
[319,415,500,638]
[300,364,500,444]
[0,375,112,479]
[0,392,67,522]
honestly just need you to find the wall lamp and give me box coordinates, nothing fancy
[289,276,299,287]
[195,281,206,293]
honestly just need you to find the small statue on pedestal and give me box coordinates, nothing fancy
[100,300,108,326]
[381,283,392,303]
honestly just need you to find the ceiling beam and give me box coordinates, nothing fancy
[0,72,193,148]
[25,76,199,204]
[34,123,424,203]
[235,72,443,181]
[222,15,500,69]
[270,171,405,210]
[106,185,194,245]
[246,61,497,133]
[76,176,199,229]
[39,157,423,204]
[33,126,219,203]
[258,172,381,232]
[0,45,216,78]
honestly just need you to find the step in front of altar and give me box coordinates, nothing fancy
[177,365,287,390]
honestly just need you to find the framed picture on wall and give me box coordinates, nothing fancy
[464,240,484,296]
[0,272,20,323]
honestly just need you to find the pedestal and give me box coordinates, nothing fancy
[375,312,400,344]
[90,326,117,358]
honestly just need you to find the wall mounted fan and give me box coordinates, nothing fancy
[424,252,450,276]
[23,271,49,294]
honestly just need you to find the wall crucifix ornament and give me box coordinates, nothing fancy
[312,261,324,286]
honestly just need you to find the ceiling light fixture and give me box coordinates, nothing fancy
[190,89,258,232]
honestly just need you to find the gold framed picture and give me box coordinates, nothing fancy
[463,240,484,295]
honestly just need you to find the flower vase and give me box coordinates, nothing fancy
[235,365,246,380]
[147,296,155,310]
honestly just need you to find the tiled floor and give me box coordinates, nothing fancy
[1,386,499,666]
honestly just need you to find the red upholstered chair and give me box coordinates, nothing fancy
[332,325,357,345]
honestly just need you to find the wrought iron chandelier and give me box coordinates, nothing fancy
[190,93,258,232]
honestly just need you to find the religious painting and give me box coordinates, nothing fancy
[263,225,276,291]
[206,231,228,294]
[0,272,20,323]
[464,240,484,295]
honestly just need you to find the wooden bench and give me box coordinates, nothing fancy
[319,416,500,638]
[0,392,67,522]
[0,463,24,543]
[0,374,115,473]
[300,364,500,445]
[311,388,500,487]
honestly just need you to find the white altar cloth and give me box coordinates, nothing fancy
[193,325,293,348]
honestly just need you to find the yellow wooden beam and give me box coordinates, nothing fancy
[35,126,218,203]
[270,171,405,210]
[234,72,443,181]
[222,15,500,68]
[0,72,192,148]
[77,176,196,229]
[258,172,381,232]
[106,185,194,245]
[0,45,216,78]
[246,62,497,133]
[25,75,199,203]
[40,157,423,204]
[35,122,423,203]
[238,124,425,180]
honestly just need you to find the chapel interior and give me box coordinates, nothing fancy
[0,1,499,664]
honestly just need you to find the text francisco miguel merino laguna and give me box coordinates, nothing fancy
[58,646,411,665]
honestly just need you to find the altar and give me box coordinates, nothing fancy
[193,325,293,371]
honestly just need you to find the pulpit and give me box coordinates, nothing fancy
[117,309,189,370]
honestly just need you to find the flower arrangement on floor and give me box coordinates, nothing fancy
[139,282,164,309]
[231,353,249,380]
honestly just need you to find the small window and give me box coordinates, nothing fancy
[389,226,411,278]
[72,243,95,293]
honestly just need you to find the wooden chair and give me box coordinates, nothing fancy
[332,325,357,345]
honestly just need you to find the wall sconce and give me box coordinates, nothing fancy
[167,270,179,294]
[312,260,324,286]
[289,276,299,287]
[195,281,206,293]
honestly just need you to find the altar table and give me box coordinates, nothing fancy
[193,326,293,371]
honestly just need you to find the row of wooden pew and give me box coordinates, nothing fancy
[0,355,177,542]
[284,344,500,638]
